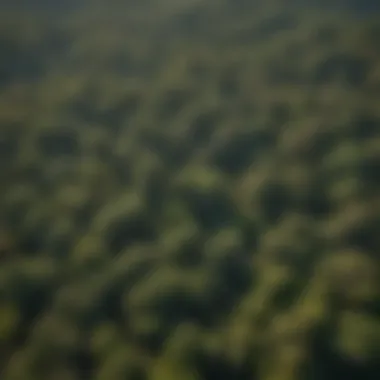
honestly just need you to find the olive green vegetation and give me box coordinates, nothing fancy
[0,0,379,379]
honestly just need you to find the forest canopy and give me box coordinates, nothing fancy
[0,1,379,380]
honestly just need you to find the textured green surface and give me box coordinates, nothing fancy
[0,1,379,379]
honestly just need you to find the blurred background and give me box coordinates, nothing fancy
[0,1,379,380]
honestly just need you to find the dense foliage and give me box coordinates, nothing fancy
[0,1,379,379]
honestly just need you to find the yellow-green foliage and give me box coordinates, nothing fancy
[0,1,379,380]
